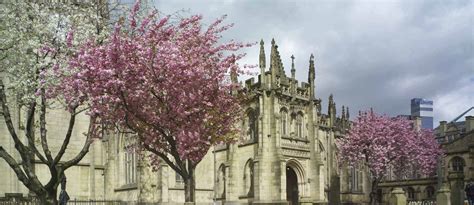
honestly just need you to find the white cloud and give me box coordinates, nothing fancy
[434,78,474,124]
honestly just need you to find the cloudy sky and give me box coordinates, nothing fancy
[151,0,473,124]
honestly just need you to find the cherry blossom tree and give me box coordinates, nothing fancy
[0,1,114,204]
[337,110,442,205]
[50,1,251,202]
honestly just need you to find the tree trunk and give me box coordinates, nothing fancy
[39,190,58,205]
[184,167,195,203]
[369,179,379,205]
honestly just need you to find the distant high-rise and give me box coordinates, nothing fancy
[411,98,433,129]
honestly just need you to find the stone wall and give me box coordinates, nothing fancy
[0,107,105,200]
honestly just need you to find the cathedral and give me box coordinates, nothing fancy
[101,39,367,204]
[211,39,351,204]
[0,39,370,204]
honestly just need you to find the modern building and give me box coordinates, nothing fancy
[410,98,434,129]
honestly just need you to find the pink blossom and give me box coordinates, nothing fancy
[66,29,74,47]
[337,111,443,180]
[49,1,252,171]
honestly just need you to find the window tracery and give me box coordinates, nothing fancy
[451,156,464,172]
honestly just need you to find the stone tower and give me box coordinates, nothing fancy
[212,39,351,204]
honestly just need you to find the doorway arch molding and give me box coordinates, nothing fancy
[286,159,307,197]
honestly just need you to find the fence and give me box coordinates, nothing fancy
[0,195,39,205]
[407,200,436,205]
[67,199,122,205]
[0,197,121,205]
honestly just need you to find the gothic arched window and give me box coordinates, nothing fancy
[451,156,464,172]
[426,186,435,199]
[122,132,136,185]
[243,159,254,197]
[124,149,136,184]
[348,166,354,191]
[296,113,303,138]
[242,109,257,142]
[217,164,226,199]
[406,187,415,200]
[357,166,363,191]
[348,165,363,192]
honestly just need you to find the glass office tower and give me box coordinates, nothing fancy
[411,98,434,129]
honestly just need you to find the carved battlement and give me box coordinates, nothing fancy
[242,39,316,102]
[243,76,312,100]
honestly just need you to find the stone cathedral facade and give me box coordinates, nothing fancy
[100,39,368,204]
[211,39,356,204]
[215,38,348,204]
[0,39,370,204]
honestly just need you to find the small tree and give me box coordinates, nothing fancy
[337,110,442,205]
[0,1,113,204]
[52,1,251,202]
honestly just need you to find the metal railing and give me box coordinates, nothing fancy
[68,199,122,205]
[0,197,122,205]
[0,196,39,205]
[407,200,436,205]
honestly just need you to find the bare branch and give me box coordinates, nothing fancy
[0,81,45,193]
[0,146,41,193]
[24,102,48,164]
[63,116,95,169]
[142,143,185,177]
[0,81,27,154]
[39,89,53,162]
[53,106,77,164]
[73,106,90,116]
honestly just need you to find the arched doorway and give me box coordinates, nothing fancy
[286,166,299,205]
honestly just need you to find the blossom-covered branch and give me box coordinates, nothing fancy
[50,1,253,202]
